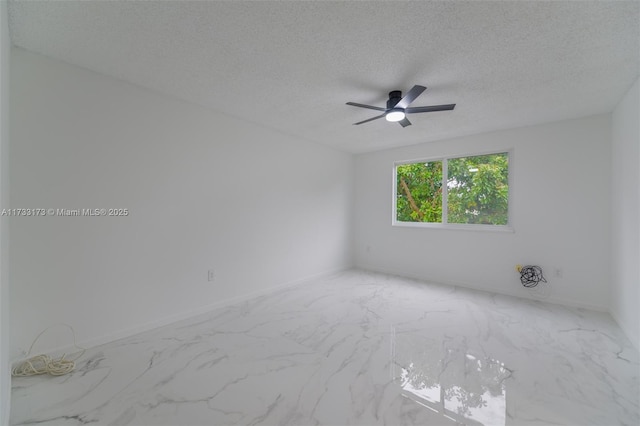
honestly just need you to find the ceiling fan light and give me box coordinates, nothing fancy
[386,109,405,122]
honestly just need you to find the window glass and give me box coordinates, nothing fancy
[396,161,442,223]
[447,153,509,225]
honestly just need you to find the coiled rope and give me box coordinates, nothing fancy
[11,324,85,377]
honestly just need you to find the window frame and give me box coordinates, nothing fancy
[392,150,514,232]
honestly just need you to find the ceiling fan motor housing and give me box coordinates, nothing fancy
[387,90,403,109]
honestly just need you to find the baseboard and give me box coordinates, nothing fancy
[12,266,351,365]
[356,264,609,313]
[610,309,639,351]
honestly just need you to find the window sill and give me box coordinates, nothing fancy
[392,221,515,233]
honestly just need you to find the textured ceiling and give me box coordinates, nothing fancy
[7,1,640,153]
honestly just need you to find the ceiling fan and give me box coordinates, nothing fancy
[346,85,455,127]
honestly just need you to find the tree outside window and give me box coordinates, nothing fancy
[395,152,509,226]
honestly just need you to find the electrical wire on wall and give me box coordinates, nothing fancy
[516,264,551,299]
[11,324,85,377]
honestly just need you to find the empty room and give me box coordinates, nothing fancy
[0,1,638,425]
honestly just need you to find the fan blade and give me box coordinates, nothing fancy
[346,102,386,112]
[353,114,386,125]
[398,117,412,128]
[394,85,426,109]
[405,104,456,114]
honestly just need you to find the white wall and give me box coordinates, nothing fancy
[611,77,639,350]
[9,48,353,357]
[0,1,10,424]
[355,115,611,310]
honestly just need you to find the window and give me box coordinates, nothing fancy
[394,152,510,228]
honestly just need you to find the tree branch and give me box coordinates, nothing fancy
[400,177,424,221]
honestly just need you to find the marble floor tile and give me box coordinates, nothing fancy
[10,270,640,425]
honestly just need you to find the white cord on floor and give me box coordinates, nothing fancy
[11,324,86,377]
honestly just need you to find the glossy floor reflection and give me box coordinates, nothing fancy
[10,270,639,425]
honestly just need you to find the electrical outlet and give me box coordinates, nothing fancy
[208,269,216,282]
[554,268,563,278]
